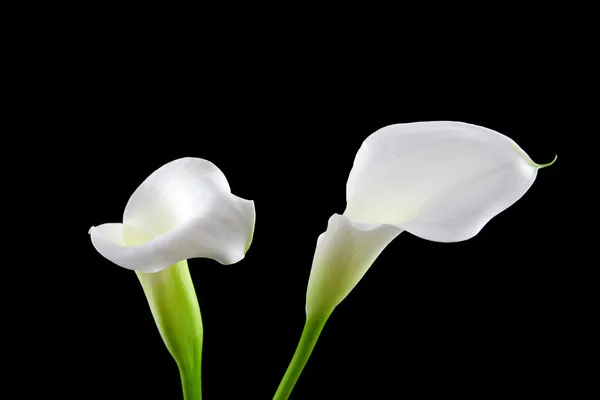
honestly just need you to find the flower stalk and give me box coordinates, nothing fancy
[273,313,330,400]
[137,260,203,400]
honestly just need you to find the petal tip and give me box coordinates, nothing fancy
[535,154,557,169]
[219,250,246,266]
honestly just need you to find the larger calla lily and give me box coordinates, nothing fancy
[90,157,255,400]
[274,121,555,400]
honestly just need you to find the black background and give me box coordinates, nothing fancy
[45,35,570,399]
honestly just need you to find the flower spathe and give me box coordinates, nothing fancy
[306,121,556,315]
[89,157,256,273]
[275,121,556,399]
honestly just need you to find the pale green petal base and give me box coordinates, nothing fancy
[137,260,203,400]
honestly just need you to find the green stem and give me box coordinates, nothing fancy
[137,260,203,400]
[181,368,202,400]
[273,313,331,400]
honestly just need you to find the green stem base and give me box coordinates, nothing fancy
[273,313,330,400]
[181,368,202,400]
[137,260,203,400]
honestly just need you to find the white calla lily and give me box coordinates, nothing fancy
[90,157,255,400]
[274,121,555,400]
[307,121,555,315]
[90,157,255,273]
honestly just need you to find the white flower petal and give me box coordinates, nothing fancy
[89,158,255,272]
[305,214,403,316]
[123,157,232,238]
[344,121,542,242]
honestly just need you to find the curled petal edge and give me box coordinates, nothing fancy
[90,196,255,273]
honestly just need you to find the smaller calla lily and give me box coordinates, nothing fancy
[90,157,255,400]
[274,121,555,400]
[90,157,255,272]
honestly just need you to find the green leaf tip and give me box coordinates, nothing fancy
[535,154,557,169]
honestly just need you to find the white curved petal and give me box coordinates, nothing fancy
[344,121,541,242]
[89,158,255,272]
[123,157,232,238]
[306,214,403,316]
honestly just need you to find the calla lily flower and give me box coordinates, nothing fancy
[274,121,555,400]
[90,157,255,273]
[90,157,255,400]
